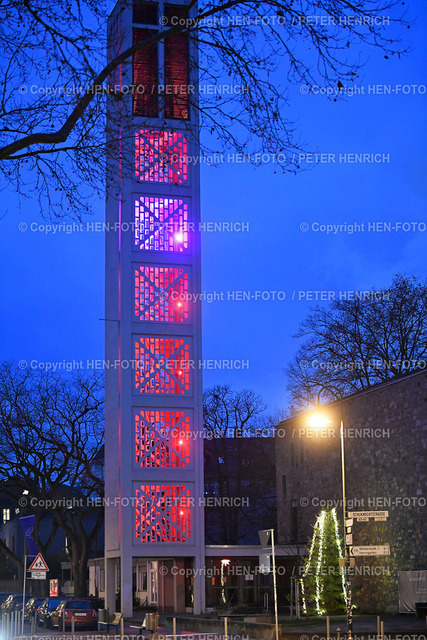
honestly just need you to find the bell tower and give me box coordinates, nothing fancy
[104,0,205,615]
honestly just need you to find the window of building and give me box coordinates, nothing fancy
[135,409,192,467]
[133,1,158,25]
[137,568,148,591]
[135,484,192,542]
[135,129,188,184]
[290,499,298,543]
[133,28,159,116]
[164,5,189,119]
[282,475,287,498]
[134,336,191,394]
[2,508,10,523]
[134,265,190,323]
[134,195,190,252]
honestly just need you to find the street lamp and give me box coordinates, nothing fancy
[306,409,353,640]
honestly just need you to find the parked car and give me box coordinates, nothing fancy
[49,600,97,630]
[1,594,32,614]
[24,597,45,622]
[85,596,104,611]
[36,597,63,627]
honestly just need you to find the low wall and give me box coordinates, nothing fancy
[163,615,282,640]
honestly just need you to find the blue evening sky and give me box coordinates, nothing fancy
[0,1,426,416]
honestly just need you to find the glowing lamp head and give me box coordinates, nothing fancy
[306,412,332,429]
[179,510,185,516]
[221,558,231,567]
[174,231,185,243]
[178,439,184,446]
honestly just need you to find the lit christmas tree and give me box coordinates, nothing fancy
[300,509,347,615]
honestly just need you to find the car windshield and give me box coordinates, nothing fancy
[65,602,91,610]
[48,599,61,610]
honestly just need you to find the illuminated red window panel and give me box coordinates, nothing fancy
[134,336,191,394]
[135,129,188,183]
[133,29,158,117]
[134,265,190,322]
[134,409,191,468]
[134,196,189,252]
[164,5,189,119]
[135,484,192,543]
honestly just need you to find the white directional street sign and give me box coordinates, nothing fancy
[350,545,390,557]
[348,511,389,520]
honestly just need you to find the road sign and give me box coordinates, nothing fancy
[348,511,389,520]
[259,553,271,574]
[31,571,47,580]
[350,545,390,557]
[258,530,272,548]
[28,553,49,572]
[345,518,354,527]
[346,534,353,545]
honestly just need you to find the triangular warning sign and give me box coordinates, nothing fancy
[28,553,49,572]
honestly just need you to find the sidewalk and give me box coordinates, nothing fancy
[281,614,426,637]
[122,614,426,640]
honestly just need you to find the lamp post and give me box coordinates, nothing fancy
[306,410,353,640]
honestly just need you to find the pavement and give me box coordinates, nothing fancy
[16,615,427,640]
[280,614,426,638]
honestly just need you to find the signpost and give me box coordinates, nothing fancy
[258,529,279,640]
[22,553,49,632]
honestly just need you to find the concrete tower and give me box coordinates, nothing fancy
[105,0,205,616]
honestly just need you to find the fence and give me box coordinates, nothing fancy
[1,610,24,640]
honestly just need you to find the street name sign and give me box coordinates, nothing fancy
[350,545,390,557]
[348,511,389,520]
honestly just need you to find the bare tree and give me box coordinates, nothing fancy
[203,384,276,544]
[0,362,104,597]
[286,274,427,410]
[0,0,409,219]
